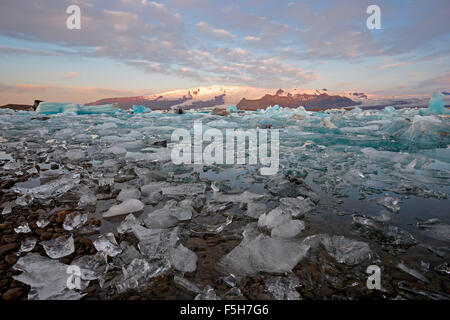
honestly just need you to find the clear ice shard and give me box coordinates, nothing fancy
[20,238,37,253]
[13,253,87,300]
[195,285,220,300]
[13,174,80,200]
[352,214,417,249]
[374,196,401,213]
[279,196,316,218]
[174,275,202,294]
[397,262,429,283]
[258,207,292,230]
[218,224,310,275]
[71,252,109,281]
[271,220,305,238]
[302,234,372,265]
[169,244,198,273]
[417,219,450,241]
[117,214,142,234]
[40,234,75,259]
[63,213,88,231]
[93,233,122,257]
[245,202,268,219]
[14,222,31,234]
[265,274,301,300]
[103,199,144,218]
[117,187,141,202]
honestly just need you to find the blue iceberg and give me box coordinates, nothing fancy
[132,105,151,114]
[420,92,448,115]
[226,105,238,113]
[36,102,119,115]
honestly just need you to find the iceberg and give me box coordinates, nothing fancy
[420,92,448,115]
[36,102,119,115]
[132,105,151,114]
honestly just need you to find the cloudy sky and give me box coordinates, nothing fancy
[0,0,449,104]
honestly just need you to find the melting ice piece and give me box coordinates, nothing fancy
[245,202,268,219]
[13,174,80,200]
[174,275,202,294]
[420,92,448,115]
[206,215,233,233]
[143,208,178,229]
[170,244,198,273]
[279,196,316,218]
[14,222,31,234]
[352,214,417,248]
[117,214,142,234]
[397,262,429,283]
[13,253,87,300]
[117,187,141,202]
[93,233,122,257]
[303,234,372,265]
[36,219,50,228]
[71,252,109,281]
[40,234,75,259]
[63,213,88,231]
[417,219,450,242]
[218,224,310,275]
[20,238,37,253]
[271,220,305,238]
[77,194,97,208]
[375,196,401,213]
[258,207,292,230]
[265,274,301,300]
[194,285,220,300]
[2,201,13,215]
[212,191,264,203]
[103,199,144,218]
[115,258,170,293]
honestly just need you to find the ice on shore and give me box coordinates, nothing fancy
[169,244,197,273]
[265,274,301,300]
[93,233,122,257]
[103,199,144,218]
[40,235,75,259]
[13,253,86,300]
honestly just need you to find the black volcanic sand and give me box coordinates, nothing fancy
[1,164,449,300]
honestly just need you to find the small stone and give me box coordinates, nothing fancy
[2,287,25,300]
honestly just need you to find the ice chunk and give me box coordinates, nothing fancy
[143,208,178,229]
[195,285,220,300]
[132,105,151,114]
[218,225,310,275]
[417,219,450,241]
[174,275,202,294]
[265,274,301,300]
[13,174,80,200]
[14,222,31,234]
[77,194,97,208]
[420,92,448,115]
[20,238,37,253]
[36,219,50,228]
[117,214,142,234]
[2,201,13,215]
[170,244,197,273]
[93,233,122,257]
[212,190,264,203]
[397,262,429,283]
[303,234,371,265]
[352,214,417,249]
[271,220,305,238]
[117,187,141,202]
[375,196,401,213]
[36,102,119,115]
[13,253,87,300]
[71,252,108,281]
[115,258,170,293]
[258,207,292,230]
[244,202,267,219]
[103,199,144,218]
[63,213,88,231]
[279,196,315,218]
[40,234,75,259]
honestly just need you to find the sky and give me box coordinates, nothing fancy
[0,0,449,104]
